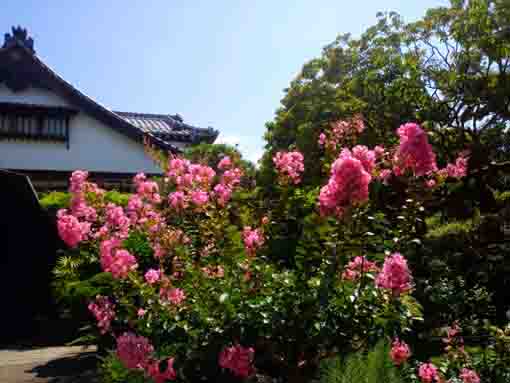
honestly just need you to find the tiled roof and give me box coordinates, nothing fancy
[114,111,218,144]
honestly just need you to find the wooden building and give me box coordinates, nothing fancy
[0,26,218,191]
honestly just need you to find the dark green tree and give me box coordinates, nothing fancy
[260,0,510,186]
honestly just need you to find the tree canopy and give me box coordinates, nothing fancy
[260,0,510,186]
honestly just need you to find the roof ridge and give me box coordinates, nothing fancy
[114,111,174,119]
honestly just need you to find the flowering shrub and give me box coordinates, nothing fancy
[54,121,474,382]
[391,322,483,383]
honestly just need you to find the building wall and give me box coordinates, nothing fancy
[0,85,164,174]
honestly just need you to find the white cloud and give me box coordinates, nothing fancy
[215,134,263,164]
[216,135,241,147]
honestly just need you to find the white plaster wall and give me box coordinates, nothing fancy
[0,86,164,173]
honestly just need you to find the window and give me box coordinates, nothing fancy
[0,102,77,148]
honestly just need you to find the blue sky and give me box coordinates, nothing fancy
[1,1,448,163]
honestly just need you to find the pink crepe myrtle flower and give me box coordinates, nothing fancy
[188,164,216,187]
[331,115,365,139]
[319,149,372,217]
[69,170,89,194]
[191,190,209,206]
[376,253,412,296]
[70,196,97,221]
[167,157,190,177]
[374,145,385,158]
[218,156,233,170]
[459,368,480,383]
[221,168,243,188]
[57,211,91,247]
[116,332,154,370]
[152,243,166,259]
[219,344,255,378]
[390,338,411,366]
[439,153,469,180]
[213,183,233,206]
[133,172,147,185]
[273,151,305,185]
[318,132,327,147]
[418,363,439,383]
[144,269,161,285]
[443,321,462,347]
[378,169,392,185]
[127,194,143,211]
[145,358,177,383]
[137,180,161,203]
[202,265,225,278]
[160,287,186,305]
[426,179,436,188]
[105,203,130,236]
[168,191,188,211]
[100,245,138,279]
[393,123,437,177]
[137,308,147,318]
[88,295,115,334]
[342,256,378,281]
[243,227,265,256]
[352,145,376,173]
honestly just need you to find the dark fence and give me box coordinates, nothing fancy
[0,170,64,344]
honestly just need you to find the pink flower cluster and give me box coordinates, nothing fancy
[352,145,376,173]
[116,332,177,381]
[116,332,154,370]
[202,265,225,278]
[438,153,469,180]
[57,210,91,247]
[167,158,215,189]
[243,227,265,256]
[218,344,255,378]
[215,165,243,206]
[166,156,243,209]
[134,173,161,204]
[145,358,177,383]
[191,190,209,206]
[389,338,411,366]
[378,169,392,185]
[459,368,480,383]
[273,151,305,185]
[144,269,161,284]
[375,253,412,296]
[105,203,130,238]
[68,170,98,221]
[418,363,439,383]
[57,170,105,247]
[319,149,372,217]
[70,196,97,222]
[160,287,186,305]
[218,155,232,170]
[69,170,89,194]
[342,256,378,281]
[100,239,138,279]
[319,115,365,154]
[88,295,115,334]
[393,123,437,177]
[168,191,187,210]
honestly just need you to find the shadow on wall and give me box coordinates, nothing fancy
[0,170,65,345]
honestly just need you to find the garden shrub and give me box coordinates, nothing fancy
[39,191,72,211]
[54,121,483,382]
[320,341,403,383]
[40,190,130,212]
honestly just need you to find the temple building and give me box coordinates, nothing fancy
[0,26,218,190]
